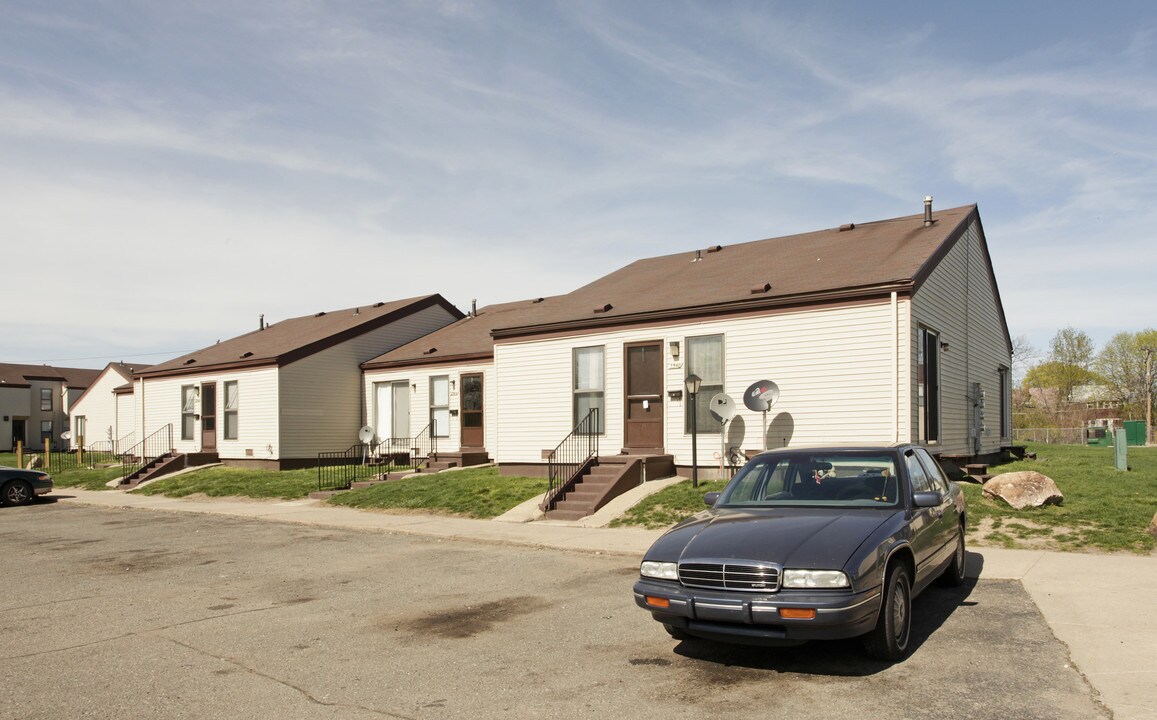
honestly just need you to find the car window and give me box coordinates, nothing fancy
[718,453,900,507]
[904,451,933,493]
[915,448,951,494]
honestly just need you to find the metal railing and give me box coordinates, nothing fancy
[317,424,437,492]
[120,424,175,482]
[543,409,599,512]
[26,441,120,474]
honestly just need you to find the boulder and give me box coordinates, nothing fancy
[25,454,43,470]
[1148,512,1157,542]
[983,471,1064,510]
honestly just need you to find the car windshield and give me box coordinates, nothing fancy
[716,453,900,508]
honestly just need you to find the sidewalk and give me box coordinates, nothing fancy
[60,488,1155,720]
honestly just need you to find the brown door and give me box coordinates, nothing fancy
[460,373,484,448]
[624,342,664,450]
[200,382,217,451]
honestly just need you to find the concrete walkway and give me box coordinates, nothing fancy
[59,487,1155,720]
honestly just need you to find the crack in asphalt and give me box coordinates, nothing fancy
[162,636,417,720]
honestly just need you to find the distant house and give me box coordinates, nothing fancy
[130,296,462,469]
[0,363,100,452]
[67,362,152,452]
[361,202,1013,484]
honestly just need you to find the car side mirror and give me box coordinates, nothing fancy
[704,492,720,507]
[912,491,943,508]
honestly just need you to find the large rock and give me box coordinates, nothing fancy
[983,471,1064,510]
[1148,512,1157,542]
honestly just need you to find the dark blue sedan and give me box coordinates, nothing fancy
[633,445,966,661]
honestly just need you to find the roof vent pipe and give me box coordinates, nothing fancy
[259,313,265,330]
[471,299,477,317]
[924,196,934,227]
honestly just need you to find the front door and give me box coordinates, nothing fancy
[11,419,26,451]
[624,341,664,450]
[460,373,484,448]
[200,382,217,451]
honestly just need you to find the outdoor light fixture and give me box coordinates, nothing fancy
[940,340,950,352]
[685,374,702,488]
[669,340,680,359]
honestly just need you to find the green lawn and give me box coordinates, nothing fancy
[608,478,729,529]
[1,452,126,491]
[328,467,547,519]
[133,466,320,500]
[961,442,1157,554]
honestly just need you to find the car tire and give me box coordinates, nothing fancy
[862,564,912,661]
[663,623,691,641]
[2,480,33,507]
[938,524,967,587]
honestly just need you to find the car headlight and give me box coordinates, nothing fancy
[640,561,678,581]
[781,569,850,589]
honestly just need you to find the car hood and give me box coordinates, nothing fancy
[647,508,896,570]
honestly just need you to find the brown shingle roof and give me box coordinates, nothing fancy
[0,363,101,388]
[363,297,561,369]
[139,295,461,378]
[492,205,981,337]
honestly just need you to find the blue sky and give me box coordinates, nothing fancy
[3,1,1154,370]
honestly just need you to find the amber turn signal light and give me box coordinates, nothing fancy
[644,596,671,609]
[779,607,817,620]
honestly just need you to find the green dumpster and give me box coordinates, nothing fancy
[1086,426,1111,446]
[1123,420,1147,446]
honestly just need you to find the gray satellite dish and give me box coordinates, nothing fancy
[358,425,375,444]
[61,430,72,441]
[709,393,736,424]
[743,380,780,412]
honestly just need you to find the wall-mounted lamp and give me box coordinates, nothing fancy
[411,382,418,392]
[450,379,456,392]
[669,340,680,359]
[940,341,950,353]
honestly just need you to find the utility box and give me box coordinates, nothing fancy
[1123,421,1147,447]
[1114,429,1128,470]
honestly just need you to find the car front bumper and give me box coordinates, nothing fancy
[33,479,53,496]
[633,577,881,644]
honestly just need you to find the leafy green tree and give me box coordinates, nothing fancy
[1094,329,1157,425]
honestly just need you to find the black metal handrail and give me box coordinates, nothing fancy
[121,424,174,481]
[316,424,438,492]
[543,409,599,512]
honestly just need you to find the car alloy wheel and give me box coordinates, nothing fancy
[3,480,32,506]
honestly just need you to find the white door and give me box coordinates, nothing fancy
[374,381,410,442]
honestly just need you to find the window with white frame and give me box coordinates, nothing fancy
[181,385,197,441]
[224,381,239,440]
[430,376,450,438]
[918,327,941,443]
[685,334,724,435]
[573,346,605,433]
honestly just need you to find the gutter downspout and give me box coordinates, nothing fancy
[892,291,899,443]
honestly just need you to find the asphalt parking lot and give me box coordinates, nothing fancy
[3,500,1106,720]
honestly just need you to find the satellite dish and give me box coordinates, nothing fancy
[61,430,72,440]
[357,425,375,444]
[709,393,736,423]
[743,380,780,412]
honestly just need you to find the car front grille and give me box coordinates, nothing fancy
[679,561,781,592]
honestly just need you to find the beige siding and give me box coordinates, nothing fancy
[494,301,903,467]
[279,304,458,458]
[68,367,132,449]
[910,219,1011,456]
[363,361,497,452]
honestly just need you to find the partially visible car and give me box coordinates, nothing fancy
[633,445,966,661]
[0,466,54,506]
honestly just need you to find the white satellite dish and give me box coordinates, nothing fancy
[357,425,375,444]
[61,430,72,441]
[709,393,736,424]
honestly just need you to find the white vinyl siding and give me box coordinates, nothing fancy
[364,361,496,453]
[494,300,900,467]
[68,365,134,450]
[910,218,1011,456]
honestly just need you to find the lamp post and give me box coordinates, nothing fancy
[685,374,702,488]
